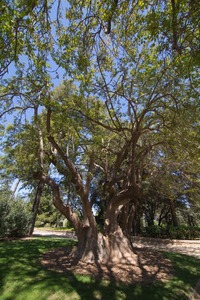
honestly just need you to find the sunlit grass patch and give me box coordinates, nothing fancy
[0,237,199,300]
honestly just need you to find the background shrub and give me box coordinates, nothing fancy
[142,225,200,239]
[0,196,32,238]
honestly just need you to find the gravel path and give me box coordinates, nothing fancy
[33,229,200,259]
[132,236,200,259]
[33,229,77,239]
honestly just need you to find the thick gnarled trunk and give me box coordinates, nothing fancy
[76,226,99,262]
[76,189,141,263]
[38,172,141,265]
[42,108,143,265]
[76,226,136,265]
[98,227,136,264]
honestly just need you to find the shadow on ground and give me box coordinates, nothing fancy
[0,237,199,300]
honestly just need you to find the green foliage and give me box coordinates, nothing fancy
[62,218,73,229]
[143,225,200,240]
[0,0,199,240]
[0,194,32,237]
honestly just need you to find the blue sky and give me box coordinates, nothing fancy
[2,1,70,126]
[1,2,70,195]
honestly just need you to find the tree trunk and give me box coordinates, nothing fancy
[187,214,195,227]
[76,225,99,262]
[104,185,141,234]
[118,203,137,235]
[169,199,178,227]
[158,206,170,226]
[118,204,129,233]
[127,205,136,235]
[10,179,20,200]
[76,198,140,264]
[99,227,136,264]
[38,174,139,265]
[76,225,137,265]
[29,181,44,235]
[132,207,142,236]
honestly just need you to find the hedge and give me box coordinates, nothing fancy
[142,225,200,240]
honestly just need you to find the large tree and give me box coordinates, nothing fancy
[0,0,199,266]
[2,78,199,263]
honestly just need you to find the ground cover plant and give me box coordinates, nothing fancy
[0,236,199,300]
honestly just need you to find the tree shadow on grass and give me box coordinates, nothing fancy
[163,252,200,297]
[0,238,199,300]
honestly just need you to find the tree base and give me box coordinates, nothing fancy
[41,241,173,284]
[76,226,137,265]
[97,227,138,264]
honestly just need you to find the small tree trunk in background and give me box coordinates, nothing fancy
[119,203,136,236]
[10,179,20,200]
[169,199,178,227]
[29,181,44,235]
[132,207,142,236]
[187,214,195,226]
[118,204,129,234]
[127,204,136,235]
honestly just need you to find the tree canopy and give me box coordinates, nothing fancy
[0,0,199,263]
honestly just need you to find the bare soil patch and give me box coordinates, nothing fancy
[41,245,173,284]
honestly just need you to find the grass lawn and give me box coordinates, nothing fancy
[34,227,74,231]
[0,237,199,300]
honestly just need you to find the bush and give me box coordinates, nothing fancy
[142,225,200,240]
[0,197,32,238]
[62,218,73,229]
[0,199,10,235]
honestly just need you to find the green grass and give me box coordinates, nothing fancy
[0,237,199,300]
[35,226,74,231]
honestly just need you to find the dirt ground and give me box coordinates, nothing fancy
[41,245,174,284]
[33,229,200,285]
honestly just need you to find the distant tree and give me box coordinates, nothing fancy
[31,187,65,228]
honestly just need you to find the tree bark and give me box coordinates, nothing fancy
[169,199,178,227]
[74,225,137,265]
[132,207,142,236]
[37,176,140,264]
[97,226,136,264]
[10,179,20,200]
[104,185,141,234]
[29,181,44,235]
[118,202,137,235]
[76,225,99,262]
